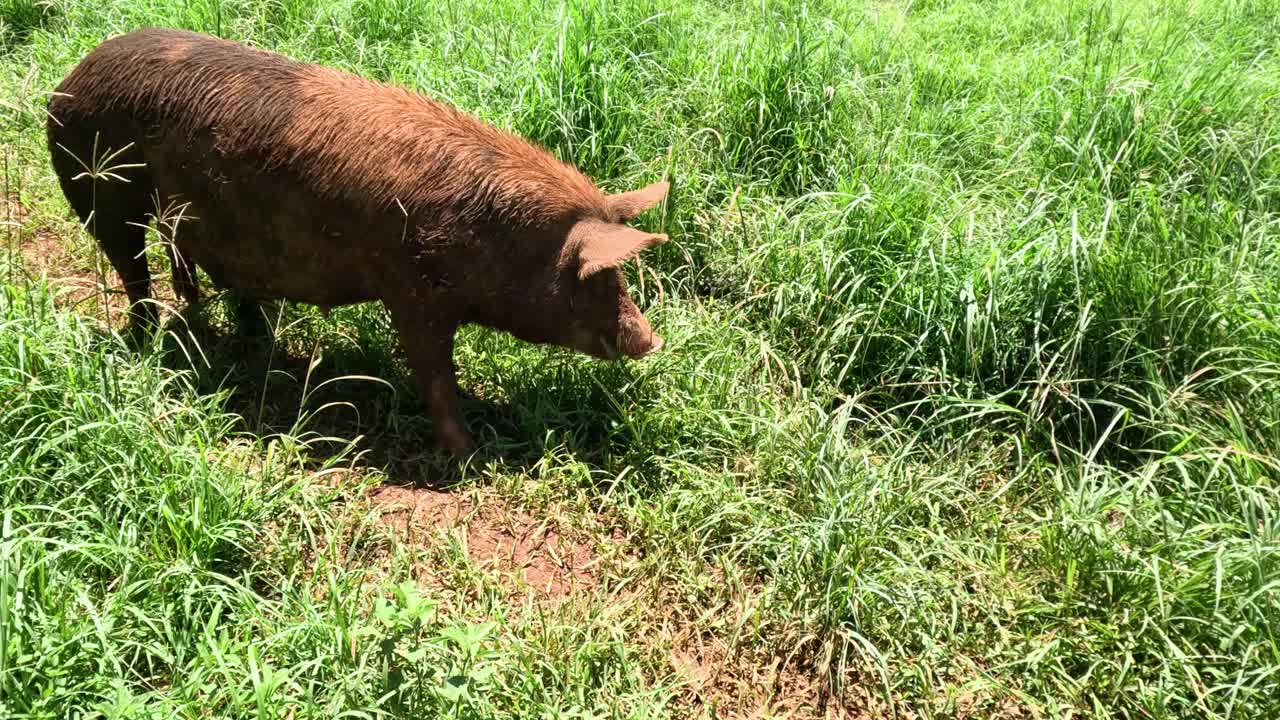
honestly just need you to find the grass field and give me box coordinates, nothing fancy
[2,0,1279,717]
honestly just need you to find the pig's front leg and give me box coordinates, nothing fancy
[388,308,474,458]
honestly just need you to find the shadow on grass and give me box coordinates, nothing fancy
[152,304,638,490]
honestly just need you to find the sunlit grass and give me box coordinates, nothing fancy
[2,0,1278,717]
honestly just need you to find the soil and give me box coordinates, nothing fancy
[369,484,610,603]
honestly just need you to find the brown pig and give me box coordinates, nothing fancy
[46,28,669,457]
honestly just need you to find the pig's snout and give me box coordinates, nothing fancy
[582,305,665,361]
[644,333,664,355]
[617,329,663,360]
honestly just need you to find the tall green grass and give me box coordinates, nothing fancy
[3,0,1279,717]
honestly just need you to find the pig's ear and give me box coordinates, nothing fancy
[572,219,668,280]
[609,181,668,222]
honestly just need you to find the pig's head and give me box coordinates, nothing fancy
[557,181,669,361]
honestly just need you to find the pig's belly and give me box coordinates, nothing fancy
[180,210,379,307]
[151,160,383,307]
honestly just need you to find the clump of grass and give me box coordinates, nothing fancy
[709,6,847,195]
[0,0,59,49]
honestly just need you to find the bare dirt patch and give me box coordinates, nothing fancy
[664,617,1028,719]
[369,484,612,603]
[18,228,117,309]
[668,638,885,720]
[658,595,886,720]
[369,482,895,718]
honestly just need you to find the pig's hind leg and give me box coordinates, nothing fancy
[96,220,156,331]
[231,295,268,337]
[188,253,269,337]
[167,242,199,306]
[50,145,157,331]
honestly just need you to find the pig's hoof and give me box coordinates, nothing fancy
[438,425,475,459]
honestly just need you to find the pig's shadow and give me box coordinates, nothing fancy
[159,313,635,489]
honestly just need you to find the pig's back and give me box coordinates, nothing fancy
[48,28,612,307]
[50,28,605,226]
